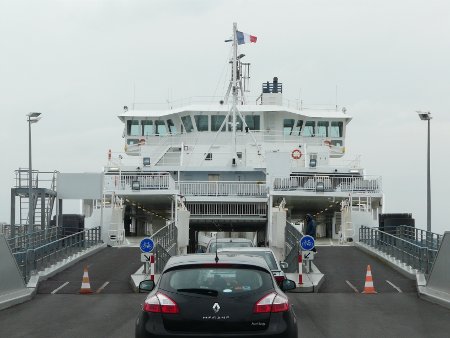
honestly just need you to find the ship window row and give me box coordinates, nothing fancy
[127,115,260,136]
[126,116,342,137]
[283,119,343,137]
[127,119,177,136]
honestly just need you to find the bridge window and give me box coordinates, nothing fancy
[127,120,141,136]
[245,115,260,130]
[303,121,315,137]
[283,119,295,135]
[330,121,343,137]
[194,115,209,132]
[317,121,329,137]
[142,120,153,136]
[211,115,226,131]
[181,116,194,133]
[155,120,167,135]
[167,119,177,134]
[294,120,303,135]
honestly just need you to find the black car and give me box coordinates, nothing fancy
[136,254,298,338]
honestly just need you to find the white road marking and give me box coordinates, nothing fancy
[346,280,359,293]
[96,281,110,294]
[51,281,69,294]
[329,239,334,246]
[386,280,402,293]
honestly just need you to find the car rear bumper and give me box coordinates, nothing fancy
[135,310,297,338]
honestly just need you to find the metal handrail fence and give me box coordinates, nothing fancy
[381,225,442,251]
[284,222,303,273]
[359,226,438,274]
[152,221,177,273]
[14,169,58,190]
[13,226,102,283]
[7,226,61,253]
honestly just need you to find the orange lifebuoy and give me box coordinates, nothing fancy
[324,140,332,147]
[108,149,111,160]
[139,138,146,146]
[291,149,302,159]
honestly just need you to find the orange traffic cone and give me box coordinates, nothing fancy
[362,265,377,294]
[79,266,93,294]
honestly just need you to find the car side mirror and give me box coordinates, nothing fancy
[139,280,155,293]
[280,261,288,270]
[280,279,296,292]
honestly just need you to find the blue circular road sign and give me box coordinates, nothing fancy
[300,235,315,251]
[140,238,154,253]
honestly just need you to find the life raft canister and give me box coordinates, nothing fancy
[291,149,302,159]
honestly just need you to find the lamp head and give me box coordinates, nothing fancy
[28,112,41,118]
[416,111,432,120]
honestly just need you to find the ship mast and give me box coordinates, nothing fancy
[231,22,238,160]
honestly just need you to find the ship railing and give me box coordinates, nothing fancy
[284,221,303,273]
[186,202,267,217]
[151,221,177,273]
[133,96,340,111]
[13,226,102,283]
[104,172,174,192]
[359,226,439,274]
[178,181,267,197]
[273,175,382,193]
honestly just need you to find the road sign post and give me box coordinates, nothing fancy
[140,238,154,275]
[300,236,315,274]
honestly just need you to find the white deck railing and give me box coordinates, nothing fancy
[104,172,173,192]
[273,175,382,193]
[178,181,267,197]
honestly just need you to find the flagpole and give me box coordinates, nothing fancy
[232,22,238,161]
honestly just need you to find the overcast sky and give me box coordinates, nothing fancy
[0,0,449,233]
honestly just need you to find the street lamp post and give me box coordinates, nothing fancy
[27,112,42,235]
[417,111,432,233]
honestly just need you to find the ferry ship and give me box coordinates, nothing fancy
[85,23,383,260]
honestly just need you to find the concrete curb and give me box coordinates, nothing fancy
[0,243,106,311]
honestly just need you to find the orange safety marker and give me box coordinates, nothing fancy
[79,266,93,294]
[362,265,377,294]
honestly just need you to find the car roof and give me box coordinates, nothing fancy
[208,238,253,243]
[217,247,275,253]
[164,253,270,272]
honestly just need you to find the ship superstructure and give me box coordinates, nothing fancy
[86,23,383,258]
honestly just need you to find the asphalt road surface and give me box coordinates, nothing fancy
[1,246,450,338]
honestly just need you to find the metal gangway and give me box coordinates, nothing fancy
[359,225,442,275]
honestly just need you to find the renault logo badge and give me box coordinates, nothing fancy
[212,303,220,313]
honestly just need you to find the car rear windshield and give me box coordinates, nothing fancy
[160,266,273,295]
[207,241,252,253]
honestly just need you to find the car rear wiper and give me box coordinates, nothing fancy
[177,288,219,297]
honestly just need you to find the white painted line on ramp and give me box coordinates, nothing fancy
[96,281,110,294]
[386,280,402,293]
[346,280,359,293]
[51,282,69,294]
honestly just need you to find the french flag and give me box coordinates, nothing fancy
[236,30,257,45]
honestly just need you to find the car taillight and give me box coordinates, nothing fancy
[143,293,179,314]
[253,292,289,313]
